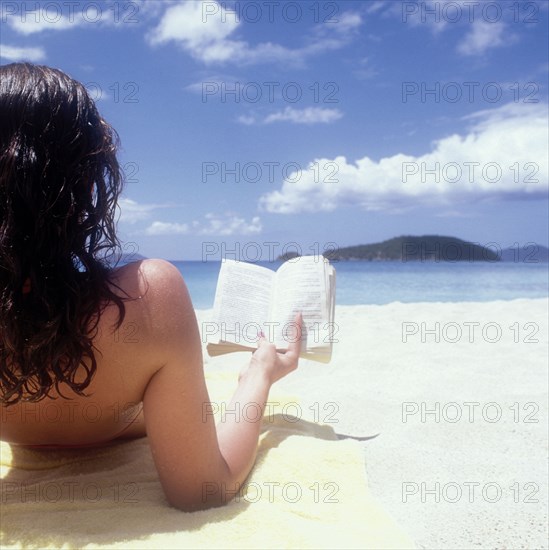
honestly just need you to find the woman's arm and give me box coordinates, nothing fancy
[140,260,301,511]
[213,328,302,499]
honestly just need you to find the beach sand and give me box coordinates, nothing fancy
[196,298,548,550]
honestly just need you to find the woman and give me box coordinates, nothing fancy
[0,63,302,511]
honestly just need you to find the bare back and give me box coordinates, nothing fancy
[1,258,301,511]
[0,259,191,447]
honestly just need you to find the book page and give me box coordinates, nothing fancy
[269,256,329,349]
[210,259,274,346]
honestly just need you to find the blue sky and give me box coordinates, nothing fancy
[1,0,548,260]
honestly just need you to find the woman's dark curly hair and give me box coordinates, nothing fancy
[0,62,127,405]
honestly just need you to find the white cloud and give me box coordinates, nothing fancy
[146,1,240,62]
[118,198,175,224]
[333,12,362,31]
[184,74,237,95]
[365,1,388,15]
[259,103,548,214]
[8,13,76,35]
[144,221,189,236]
[457,21,513,56]
[5,1,166,35]
[0,44,46,62]
[142,213,262,236]
[238,107,343,126]
[199,214,262,235]
[393,1,519,55]
[7,5,100,35]
[148,1,237,46]
[147,0,361,65]
[264,107,343,125]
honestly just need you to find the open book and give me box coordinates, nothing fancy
[205,256,336,363]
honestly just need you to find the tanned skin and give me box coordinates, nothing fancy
[0,259,302,511]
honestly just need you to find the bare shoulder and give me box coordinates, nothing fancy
[108,259,194,321]
[109,258,187,300]
[92,259,199,397]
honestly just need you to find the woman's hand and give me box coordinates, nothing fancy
[240,312,303,385]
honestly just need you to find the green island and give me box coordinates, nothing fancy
[278,236,549,262]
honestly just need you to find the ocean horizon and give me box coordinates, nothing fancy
[169,259,549,310]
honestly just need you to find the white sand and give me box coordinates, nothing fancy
[196,298,548,550]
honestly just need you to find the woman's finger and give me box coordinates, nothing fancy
[284,312,303,358]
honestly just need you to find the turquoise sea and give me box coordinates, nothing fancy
[171,260,549,310]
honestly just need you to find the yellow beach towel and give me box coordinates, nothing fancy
[0,372,415,549]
